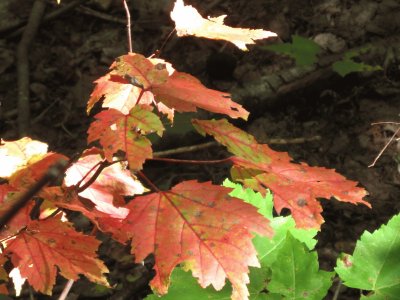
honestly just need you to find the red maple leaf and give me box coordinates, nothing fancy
[0,184,34,240]
[64,149,146,218]
[6,217,108,295]
[99,180,272,300]
[87,106,164,171]
[193,118,370,228]
[87,53,249,122]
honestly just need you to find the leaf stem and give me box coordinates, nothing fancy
[135,88,145,106]
[150,157,232,164]
[122,0,132,53]
[137,171,160,192]
[75,160,102,188]
[76,159,123,193]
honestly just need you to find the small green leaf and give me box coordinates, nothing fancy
[267,233,334,300]
[332,47,382,77]
[263,35,321,66]
[336,213,400,299]
[145,268,232,300]
[223,179,273,219]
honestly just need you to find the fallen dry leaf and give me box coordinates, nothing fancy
[170,0,277,50]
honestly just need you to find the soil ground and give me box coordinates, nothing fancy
[1,0,400,299]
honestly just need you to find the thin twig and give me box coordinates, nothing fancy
[371,121,400,126]
[153,136,321,157]
[369,126,400,167]
[58,279,74,300]
[332,279,342,300]
[7,0,83,39]
[17,0,47,136]
[153,141,219,157]
[151,157,231,164]
[76,5,125,24]
[122,0,132,52]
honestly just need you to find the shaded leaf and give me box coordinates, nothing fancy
[263,35,321,66]
[145,268,232,300]
[332,48,382,77]
[336,213,400,299]
[267,233,333,299]
[170,0,277,51]
[193,119,369,229]
[6,217,108,295]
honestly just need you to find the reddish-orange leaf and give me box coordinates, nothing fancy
[0,185,34,240]
[109,180,271,300]
[6,217,108,295]
[87,107,164,171]
[87,72,152,115]
[9,152,68,189]
[64,150,146,218]
[170,0,277,51]
[40,186,132,241]
[87,53,249,122]
[152,71,249,120]
[193,118,370,229]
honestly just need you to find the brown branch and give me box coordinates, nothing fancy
[0,159,68,229]
[6,0,84,39]
[75,5,125,24]
[17,0,47,136]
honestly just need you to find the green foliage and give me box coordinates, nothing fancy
[146,180,332,299]
[264,35,382,77]
[145,268,232,300]
[336,213,400,299]
[332,48,382,77]
[263,35,321,66]
[267,233,333,299]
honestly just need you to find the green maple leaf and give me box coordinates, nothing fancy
[263,35,321,66]
[336,213,400,299]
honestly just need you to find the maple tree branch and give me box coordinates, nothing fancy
[122,0,133,53]
[0,159,68,229]
[150,157,232,164]
[17,0,47,136]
